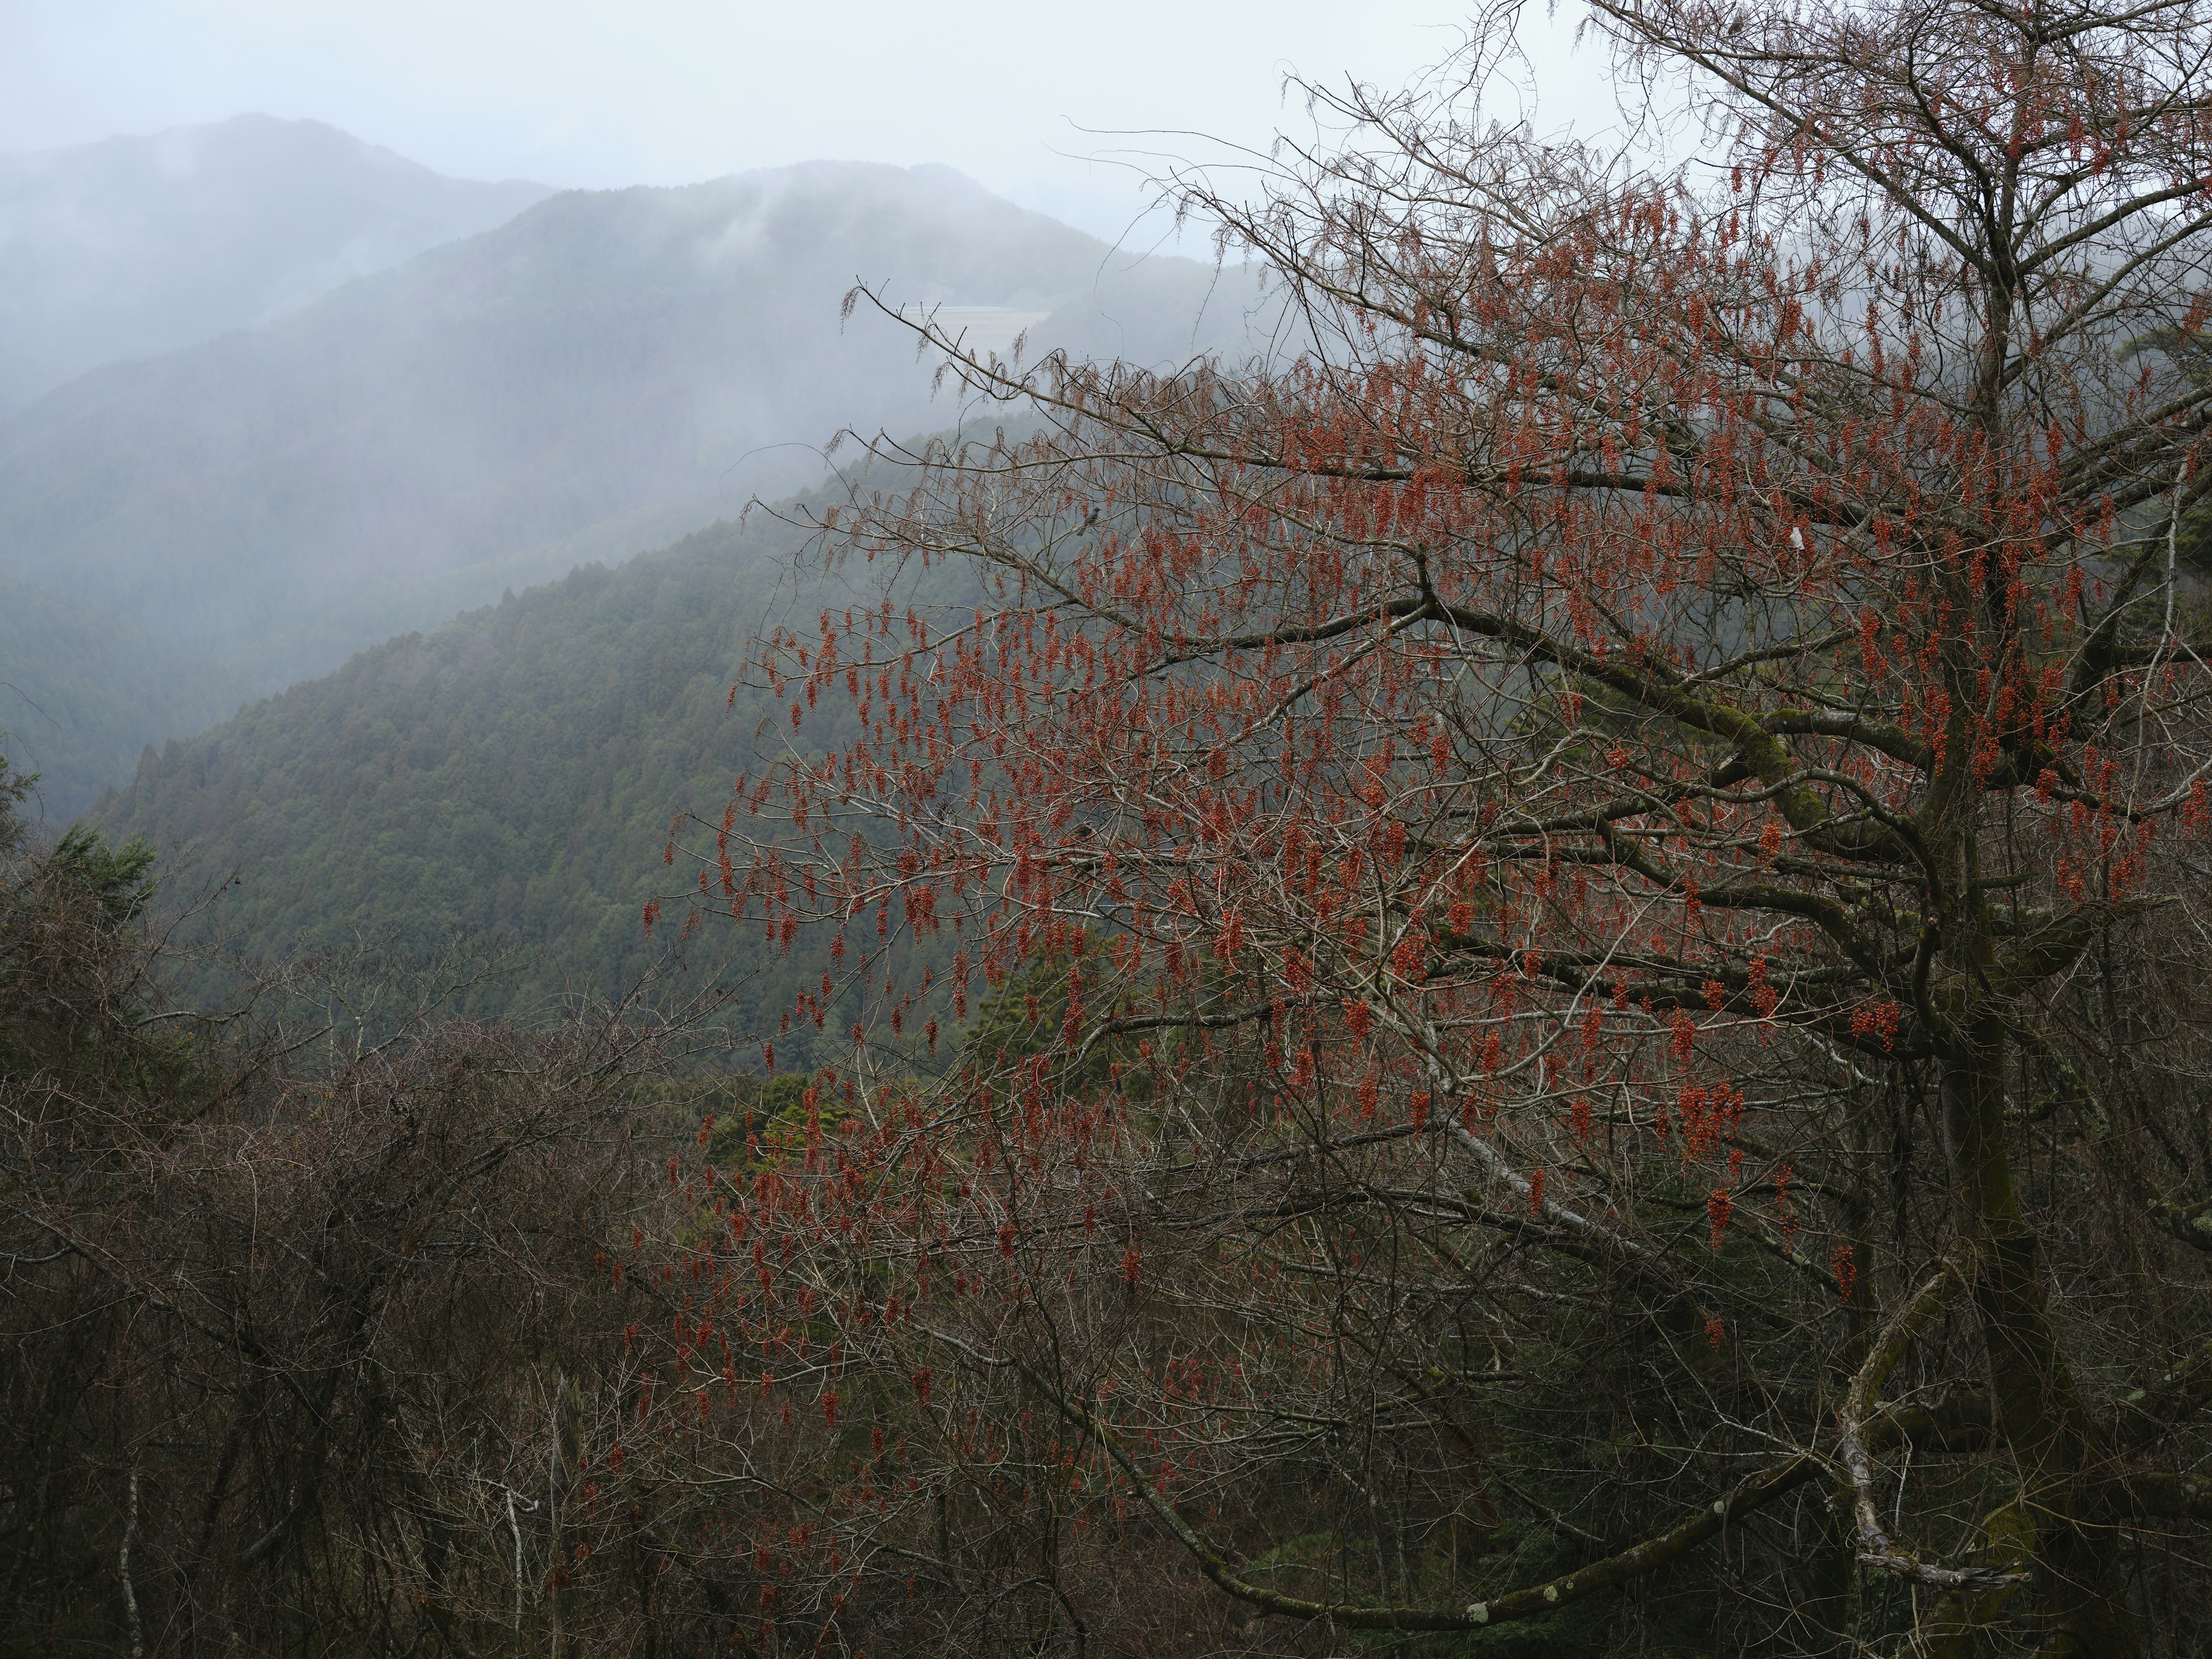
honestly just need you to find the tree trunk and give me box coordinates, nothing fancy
[1944,1026,2137,1654]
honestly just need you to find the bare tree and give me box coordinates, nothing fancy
[659,2,2212,1652]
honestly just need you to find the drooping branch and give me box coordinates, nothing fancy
[1836,1252,2029,1592]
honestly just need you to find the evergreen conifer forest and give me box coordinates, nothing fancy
[10,1,2212,1653]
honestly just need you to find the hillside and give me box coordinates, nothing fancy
[85,507,918,1037]
[0,115,551,410]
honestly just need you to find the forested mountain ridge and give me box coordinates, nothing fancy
[90,509,873,1031]
[0,114,551,411]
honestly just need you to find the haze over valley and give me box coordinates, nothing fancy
[1,116,1266,821]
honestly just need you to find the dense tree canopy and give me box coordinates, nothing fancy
[97,516,893,1043]
[631,1,2212,1653]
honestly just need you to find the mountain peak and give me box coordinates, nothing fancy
[0,116,554,405]
[904,161,994,196]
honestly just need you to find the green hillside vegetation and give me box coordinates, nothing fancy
[90,502,958,1051]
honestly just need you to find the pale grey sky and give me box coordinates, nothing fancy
[0,0,1623,241]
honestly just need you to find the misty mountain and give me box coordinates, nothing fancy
[0,114,552,411]
[0,574,256,823]
[0,158,1264,802]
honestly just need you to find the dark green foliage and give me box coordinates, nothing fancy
[38,823,156,927]
[960,931,1114,1080]
[0,755,168,1084]
[93,513,833,1028]
[702,1071,813,1164]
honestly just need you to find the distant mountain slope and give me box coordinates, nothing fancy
[0,115,551,410]
[0,574,256,823]
[86,510,869,1029]
[0,159,1259,707]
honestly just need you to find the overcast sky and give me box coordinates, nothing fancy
[0,0,1626,242]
